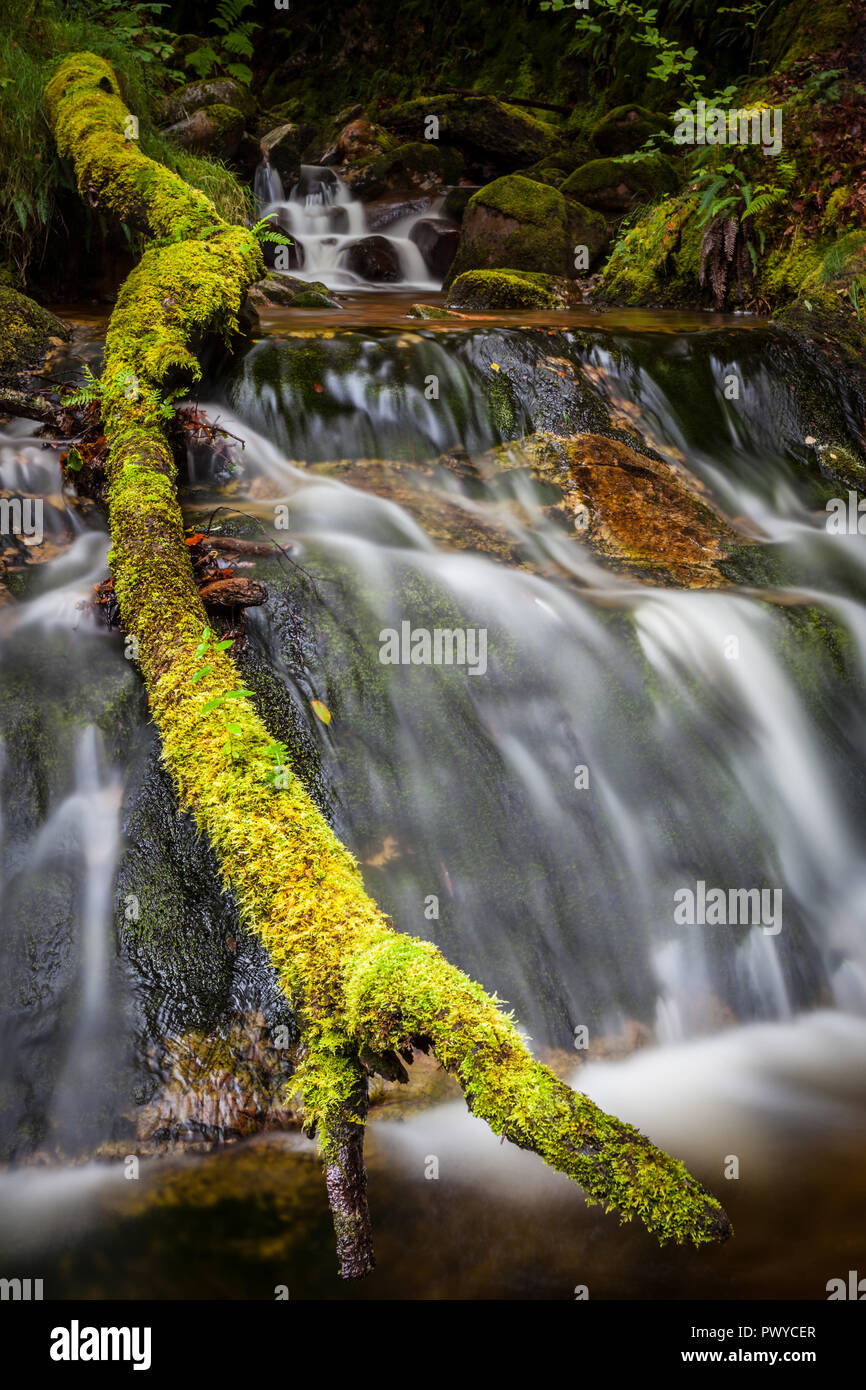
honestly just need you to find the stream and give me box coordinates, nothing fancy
[1,300,865,1299]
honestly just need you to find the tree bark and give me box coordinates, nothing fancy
[45,53,731,1275]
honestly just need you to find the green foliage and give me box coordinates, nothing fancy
[250,215,293,248]
[61,363,104,407]
[693,155,790,266]
[185,0,258,87]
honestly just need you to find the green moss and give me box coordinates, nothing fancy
[0,284,68,379]
[445,268,564,310]
[445,174,574,284]
[599,194,702,306]
[589,104,668,157]
[561,154,679,207]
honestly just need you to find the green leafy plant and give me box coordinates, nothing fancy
[61,364,104,407]
[192,625,254,762]
[250,215,293,247]
[186,0,259,87]
[692,156,789,305]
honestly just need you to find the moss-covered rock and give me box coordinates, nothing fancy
[380,93,561,172]
[162,104,246,160]
[444,174,607,285]
[157,78,255,125]
[590,104,669,157]
[445,268,570,310]
[561,154,680,213]
[247,274,341,312]
[346,141,463,198]
[597,194,703,305]
[0,286,69,381]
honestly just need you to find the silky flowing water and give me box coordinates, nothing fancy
[1,302,865,1299]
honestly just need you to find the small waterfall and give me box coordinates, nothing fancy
[255,162,439,292]
[253,157,284,206]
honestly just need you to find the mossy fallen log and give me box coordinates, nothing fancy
[45,52,732,1276]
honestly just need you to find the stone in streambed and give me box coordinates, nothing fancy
[444,175,608,286]
[409,217,460,278]
[0,286,69,381]
[342,235,402,283]
[445,269,575,310]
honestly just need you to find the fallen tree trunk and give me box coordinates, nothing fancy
[45,53,731,1275]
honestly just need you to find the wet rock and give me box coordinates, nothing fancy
[246,274,341,311]
[409,217,460,278]
[259,121,307,182]
[446,269,575,310]
[306,457,527,565]
[162,104,246,160]
[561,154,679,214]
[477,431,749,586]
[590,104,669,157]
[366,194,434,230]
[321,117,387,166]
[444,175,607,285]
[341,234,402,282]
[135,1014,298,1146]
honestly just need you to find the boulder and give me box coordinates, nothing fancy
[162,103,246,160]
[380,93,561,174]
[246,274,342,311]
[409,217,460,278]
[259,122,309,182]
[344,142,464,198]
[321,118,388,166]
[341,235,402,282]
[445,269,573,310]
[561,154,679,214]
[590,104,669,157]
[444,174,607,285]
[158,78,254,125]
[0,287,69,381]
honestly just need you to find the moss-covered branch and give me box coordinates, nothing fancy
[45,52,731,1274]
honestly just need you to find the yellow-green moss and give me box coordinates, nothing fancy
[46,52,731,1255]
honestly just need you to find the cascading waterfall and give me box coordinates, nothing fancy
[255,162,439,290]
[3,312,866,1297]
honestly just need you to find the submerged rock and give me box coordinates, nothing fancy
[476,431,752,586]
